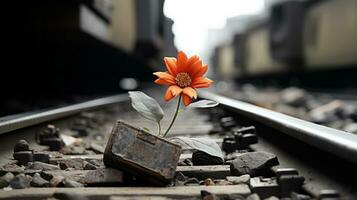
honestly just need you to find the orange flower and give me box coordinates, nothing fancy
[153,51,213,106]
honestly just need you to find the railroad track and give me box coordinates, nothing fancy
[0,88,355,200]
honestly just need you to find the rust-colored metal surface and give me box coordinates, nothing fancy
[103,120,182,185]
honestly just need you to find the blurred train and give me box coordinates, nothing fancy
[1,0,177,116]
[212,0,357,91]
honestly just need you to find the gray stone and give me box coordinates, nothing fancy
[60,145,86,155]
[90,142,105,154]
[31,173,49,187]
[246,193,261,200]
[49,175,65,187]
[28,161,60,171]
[83,161,97,170]
[203,178,215,186]
[281,87,307,107]
[343,123,357,134]
[10,173,32,189]
[0,163,40,176]
[0,163,25,175]
[43,168,124,186]
[0,172,14,188]
[230,152,279,176]
[87,159,102,167]
[59,158,84,170]
[226,174,250,184]
[173,172,187,186]
[14,140,30,152]
[64,178,84,188]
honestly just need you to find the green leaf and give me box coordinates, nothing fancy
[187,100,219,108]
[169,137,223,159]
[128,91,164,123]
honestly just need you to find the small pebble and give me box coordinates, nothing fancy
[60,146,86,155]
[31,173,49,187]
[203,178,215,186]
[0,172,15,188]
[50,175,65,187]
[83,161,97,170]
[10,173,32,189]
[246,193,261,200]
[59,158,84,170]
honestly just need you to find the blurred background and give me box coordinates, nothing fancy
[1,0,357,124]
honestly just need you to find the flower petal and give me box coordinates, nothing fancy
[184,55,199,72]
[182,93,192,106]
[169,85,183,97]
[187,59,203,77]
[194,64,208,77]
[183,87,197,99]
[164,57,177,75]
[164,85,183,101]
[153,72,175,84]
[164,87,175,101]
[154,78,174,85]
[177,51,188,72]
[191,77,213,88]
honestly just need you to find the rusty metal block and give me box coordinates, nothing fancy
[103,120,181,186]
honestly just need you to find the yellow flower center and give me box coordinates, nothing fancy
[175,72,191,87]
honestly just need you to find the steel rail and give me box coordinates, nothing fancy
[0,94,129,134]
[200,91,357,165]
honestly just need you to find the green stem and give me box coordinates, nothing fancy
[162,96,181,137]
[157,122,162,136]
